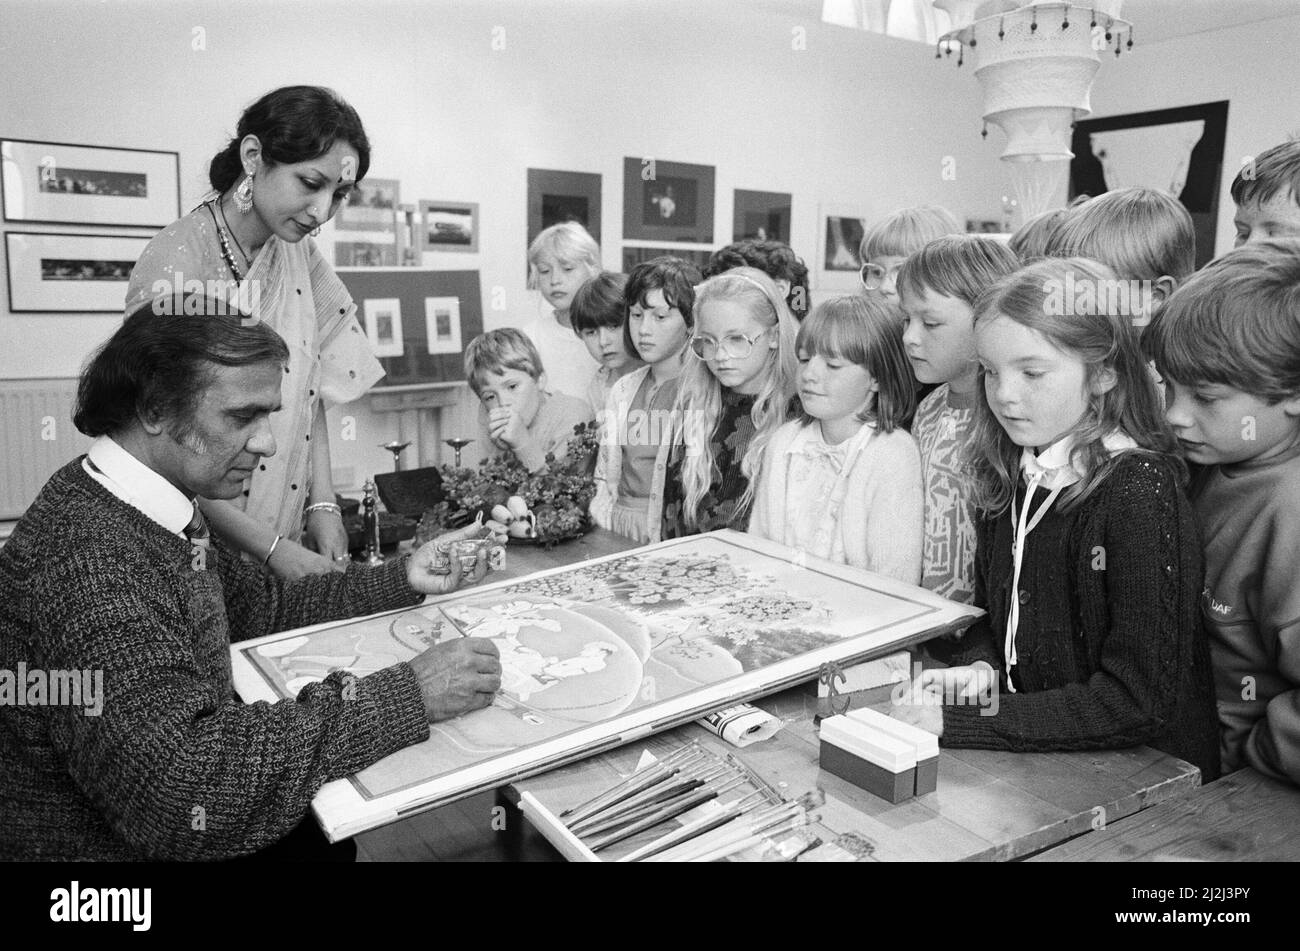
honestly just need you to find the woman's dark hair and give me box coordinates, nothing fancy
[704,240,811,320]
[74,295,289,438]
[622,256,703,356]
[208,85,371,194]
[570,271,629,335]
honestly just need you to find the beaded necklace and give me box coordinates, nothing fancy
[205,199,246,283]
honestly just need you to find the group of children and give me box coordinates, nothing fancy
[459,138,1300,788]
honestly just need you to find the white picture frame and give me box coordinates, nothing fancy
[423,296,463,355]
[230,530,983,842]
[362,297,404,357]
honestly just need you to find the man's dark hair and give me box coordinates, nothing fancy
[704,240,810,319]
[74,295,289,438]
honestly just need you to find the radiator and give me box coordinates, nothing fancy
[0,379,88,518]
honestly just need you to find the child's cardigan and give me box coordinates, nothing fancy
[590,366,675,544]
[748,419,923,584]
[942,452,1221,781]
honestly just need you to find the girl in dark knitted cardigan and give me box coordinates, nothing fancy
[891,258,1220,781]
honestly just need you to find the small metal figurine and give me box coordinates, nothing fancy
[361,479,384,566]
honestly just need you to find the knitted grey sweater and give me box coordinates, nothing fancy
[0,459,430,860]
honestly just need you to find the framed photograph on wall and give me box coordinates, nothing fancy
[334,235,398,267]
[621,245,712,274]
[418,200,478,253]
[1070,100,1229,269]
[733,189,791,243]
[424,296,463,354]
[362,297,404,358]
[817,206,868,290]
[5,231,147,312]
[623,157,715,244]
[336,178,399,232]
[1,138,180,228]
[527,168,601,247]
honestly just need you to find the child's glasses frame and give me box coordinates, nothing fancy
[690,328,770,360]
[860,261,903,291]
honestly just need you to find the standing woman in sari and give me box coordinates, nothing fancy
[126,86,384,578]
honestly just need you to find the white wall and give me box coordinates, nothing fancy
[0,0,1004,490]
[1087,11,1300,259]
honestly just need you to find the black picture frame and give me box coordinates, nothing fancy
[1069,100,1229,269]
[732,189,791,244]
[1,137,180,228]
[527,168,602,249]
[621,245,713,274]
[623,157,715,244]
[5,231,149,312]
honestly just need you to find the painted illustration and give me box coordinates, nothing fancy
[232,532,981,839]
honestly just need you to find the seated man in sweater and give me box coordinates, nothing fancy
[0,296,503,861]
[466,328,593,473]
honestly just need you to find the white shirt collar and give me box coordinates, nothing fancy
[1020,430,1138,490]
[83,435,195,537]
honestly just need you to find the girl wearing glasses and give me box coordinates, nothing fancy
[661,268,800,539]
[749,295,922,583]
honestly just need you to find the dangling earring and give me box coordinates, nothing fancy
[234,173,255,214]
[310,226,321,237]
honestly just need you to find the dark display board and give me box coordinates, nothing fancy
[336,268,482,388]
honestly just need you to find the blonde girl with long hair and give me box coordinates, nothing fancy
[661,267,800,538]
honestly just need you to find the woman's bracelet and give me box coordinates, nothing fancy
[262,534,283,567]
[305,501,342,517]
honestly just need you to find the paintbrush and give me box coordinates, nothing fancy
[569,779,709,836]
[688,811,818,863]
[560,754,702,827]
[586,786,723,852]
[648,808,797,863]
[648,790,823,863]
[560,746,703,822]
[566,762,728,833]
[566,765,730,835]
[574,775,746,838]
[617,791,768,862]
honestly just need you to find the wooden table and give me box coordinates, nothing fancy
[361,528,1203,862]
[512,685,1202,862]
[1028,767,1300,862]
[489,527,640,582]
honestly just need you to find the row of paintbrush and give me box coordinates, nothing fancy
[559,744,823,862]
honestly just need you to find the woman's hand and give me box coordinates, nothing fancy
[267,537,337,580]
[304,507,351,571]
